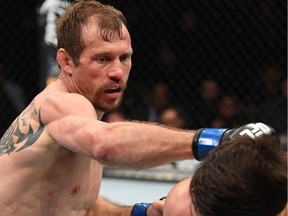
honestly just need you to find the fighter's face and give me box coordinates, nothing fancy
[163,178,198,216]
[71,19,133,112]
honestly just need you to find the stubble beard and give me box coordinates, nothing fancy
[92,82,127,113]
[93,93,124,113]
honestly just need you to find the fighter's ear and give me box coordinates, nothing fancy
[56,48,75,75]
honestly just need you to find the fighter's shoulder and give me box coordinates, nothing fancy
[39,92,96,123]
[44,92,93,111]
[43,92,91,107]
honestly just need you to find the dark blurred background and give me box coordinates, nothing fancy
[0,0,287,146]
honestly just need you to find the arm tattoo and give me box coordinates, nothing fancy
[0,101,44,156]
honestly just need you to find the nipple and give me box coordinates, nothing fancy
[71,185,81,195]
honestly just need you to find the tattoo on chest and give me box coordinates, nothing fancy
[0,100,44,156]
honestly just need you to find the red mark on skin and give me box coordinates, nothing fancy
[47,191,55,196]
[71,185,81,195]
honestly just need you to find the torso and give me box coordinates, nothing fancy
[0,81,103,216]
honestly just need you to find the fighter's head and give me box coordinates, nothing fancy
[56,0,132,113]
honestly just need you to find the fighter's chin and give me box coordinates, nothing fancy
[93,99,122,113]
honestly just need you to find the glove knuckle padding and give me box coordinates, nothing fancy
[227,122,276,140]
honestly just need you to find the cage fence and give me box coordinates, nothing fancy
[0,0,286,181]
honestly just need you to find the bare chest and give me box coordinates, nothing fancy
[40,152,103,214]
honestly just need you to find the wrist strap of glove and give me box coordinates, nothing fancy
[193,128,228,160]
[131,203,151,216]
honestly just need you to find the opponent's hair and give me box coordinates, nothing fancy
[56,0,127,65]
[191,135,287,216]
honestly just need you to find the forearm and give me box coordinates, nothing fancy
[86,196,133,216]
[93,121,195,169]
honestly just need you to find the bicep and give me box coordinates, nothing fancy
[41,94,105,156]
[46,115,106,156]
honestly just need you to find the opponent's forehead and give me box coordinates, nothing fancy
[164,178,194,216]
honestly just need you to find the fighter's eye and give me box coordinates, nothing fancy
[98,56,109,63]
[120,55,130,62]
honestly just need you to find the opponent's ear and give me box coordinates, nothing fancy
[56,48,75,75]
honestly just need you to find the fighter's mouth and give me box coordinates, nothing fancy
[104,87,121,93]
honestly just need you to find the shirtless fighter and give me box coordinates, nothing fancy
[0,0,275,215]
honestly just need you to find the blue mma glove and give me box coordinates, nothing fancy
[131,203,151,216]
[192,122,277,161]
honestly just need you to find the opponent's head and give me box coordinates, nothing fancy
[191,135,287,216]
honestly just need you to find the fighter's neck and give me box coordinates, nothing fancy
[59,71,80,94]
[58,71,105,121]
